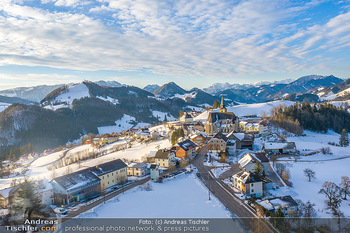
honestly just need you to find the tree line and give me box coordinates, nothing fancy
[270,102,350,134]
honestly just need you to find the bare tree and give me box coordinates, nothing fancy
[179,160,189,168]
[319,181,342,216]
[340,176,350,200]
[304,168,316,182]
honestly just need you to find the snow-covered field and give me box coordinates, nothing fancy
[264,130,350,217]
[79,172,233,218]
[269,158,350,217]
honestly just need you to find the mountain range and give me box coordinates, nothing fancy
[0,74,349,158]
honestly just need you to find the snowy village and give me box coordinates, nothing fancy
[0,91,350,232]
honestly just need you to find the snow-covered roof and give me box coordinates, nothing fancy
[127,162,148,169]
[228,132,245,141]
[258,196,298,210]
[264,142,296,150]
[0,187,14,199]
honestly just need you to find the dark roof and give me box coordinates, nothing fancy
[155,149,174,159]
[52,168,100,191]
[207,112,237,123]
[234,170,262,184]
[92,159,127,176]
[52,159,127,191]
[150,164,158,169]
[254,152,269,163]
[212,132,228,142]
[178,139,197,151]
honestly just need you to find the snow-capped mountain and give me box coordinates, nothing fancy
[310,79,350,101]
[274,75,343,98]
[153,82,187,98]
[202,83,254,95]
[143,84,160,93]
[0,84,64,103]
[95,80,124,87]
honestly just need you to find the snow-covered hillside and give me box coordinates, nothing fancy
[0,138,172,189]
[52,83,90,106]
[152,111,176,121]
[79,172,235,219]
[194,100,294,121]
[0,102,10,112]
[318,87,350,101]
[98,115,138,134]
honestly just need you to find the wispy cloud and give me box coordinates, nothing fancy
[0,0,349,85]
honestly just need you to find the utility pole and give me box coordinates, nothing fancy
[208,172,211,200]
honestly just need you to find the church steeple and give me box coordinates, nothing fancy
[219,95,227,113]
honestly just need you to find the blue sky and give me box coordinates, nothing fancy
[0,0,349,90]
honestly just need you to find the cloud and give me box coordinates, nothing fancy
[0,0,349,83]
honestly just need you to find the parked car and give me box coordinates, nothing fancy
[54,207,67,214]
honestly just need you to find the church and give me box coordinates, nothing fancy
[205,96,239,135]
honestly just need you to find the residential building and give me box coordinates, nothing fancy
[238,153,269,175]
[36,179,54,206]
[258,195,298,215]
[208,132,228,152]
[175,139,197,160]
[190,133,207,146]
[92,159,128,190]
[232,171,263,198]
[127,162,149,177]
[154,149,176,168]
[0,187,13,208]
[147,151,157,163]
[180,112,193,123]
[263,142,297,155]
[227,132,254,150]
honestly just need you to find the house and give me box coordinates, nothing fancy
[238,153,269,175]
[150,164,160,182]
[232,171,263,198]
[207,132,228,152]
[180,112,193,123]
[226,137,236,155]
[193,121,205,132]
[36,179,54,206]
[258,195,298,215]
[176,139,197,160]
[147,151,157,163]
[0,187,14,208]
[127,162,149,177]
[154,149,176,168]
[263,142,296,155]
[227,132,254,150]
[190,132,207,146]
[240,120,269,137]
[92,159,128,190]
